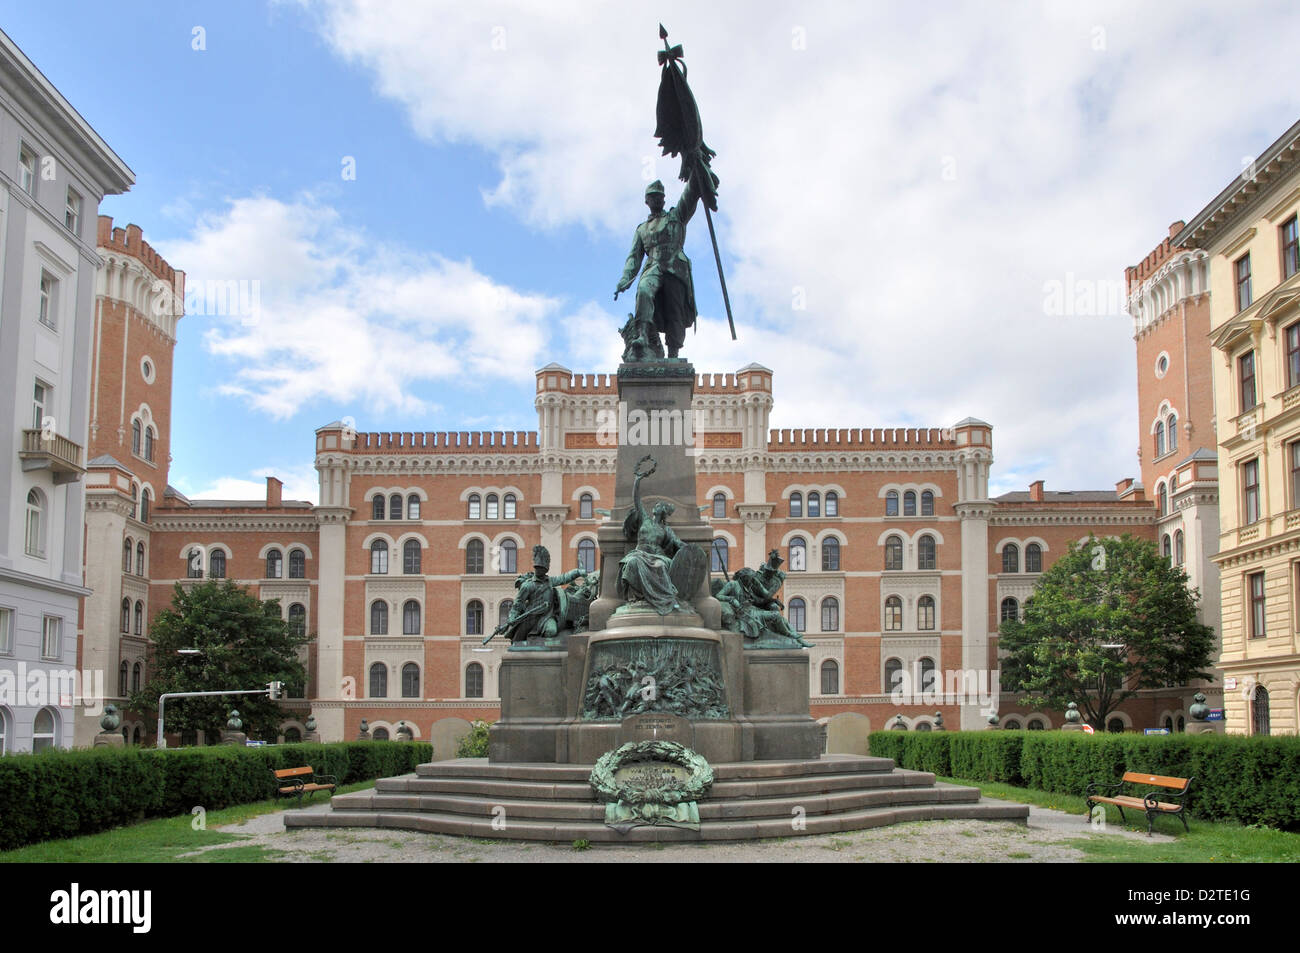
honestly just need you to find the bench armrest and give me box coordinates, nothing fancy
[1085,779,1123,797]
[314,774,339,785]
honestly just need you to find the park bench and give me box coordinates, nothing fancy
[1085,771,1192,836]
[272,765,338,804]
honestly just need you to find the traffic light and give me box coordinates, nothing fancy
[268,681,284,700]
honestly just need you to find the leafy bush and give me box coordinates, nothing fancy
[0,740,431,851]
[868,730,1300,830]
[454,720,492,758]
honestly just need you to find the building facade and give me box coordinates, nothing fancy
[0,31,133,753]
[1177,119,1300,736]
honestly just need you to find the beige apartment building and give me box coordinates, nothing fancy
[1177,119,1300,735]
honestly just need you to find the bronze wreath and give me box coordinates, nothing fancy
[589,740,713,806]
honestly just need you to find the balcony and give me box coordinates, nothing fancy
[19,428,84,484]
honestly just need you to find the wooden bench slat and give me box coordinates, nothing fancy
[1119,771,1189,789]
[274,766,314,779]
[1091,795,1183,812]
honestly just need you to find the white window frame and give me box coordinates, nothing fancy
[33,379,49,431]
[24,489,44,558]
[41,616,62,661]
[18,143,37,196]
[38,271,57,330]
[0,607,12,655]
[65,187,82,234]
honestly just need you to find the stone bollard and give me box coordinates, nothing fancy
[986,712,1001,730]
[1061,702,1085,732]
[94,704,125,748]
[932,711,945,731]
[356,718,372,741]
[891,714,907,731]
[396,720,413,742]
[220,709,248,746]
[1186,691,1221,735]
[303,714,321,743]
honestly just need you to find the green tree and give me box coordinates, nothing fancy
[130,581,309,742]
[998,534,1215,730]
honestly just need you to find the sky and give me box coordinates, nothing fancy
[6,0,1300,503]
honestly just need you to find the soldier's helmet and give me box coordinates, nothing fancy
[532,545,551,571]
[767,548,784,567]
[645,180,666,198]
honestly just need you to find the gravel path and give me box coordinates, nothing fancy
[188,798,1169,863]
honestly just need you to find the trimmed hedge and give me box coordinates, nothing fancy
[868,730,1300,830]
[0,741,431,851]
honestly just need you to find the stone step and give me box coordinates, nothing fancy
[378,768,936,802]
[413,755,896,782]
[327,782,982,823]
[284,799,1028,842]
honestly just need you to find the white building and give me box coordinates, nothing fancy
[0,29,133,752]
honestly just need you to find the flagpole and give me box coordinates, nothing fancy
[703,202,737,340]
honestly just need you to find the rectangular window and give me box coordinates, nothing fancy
[1239,351,1256,412]
[1235,253,1252,311]
[41,617,61,660]
[0,607,11,654]
[18,144,36,196]
[1282,215,1299,280]
[1292,443,1300,511]
[65,188,82,234]
[38,271,56,329]
[1243,459,1260,525]
[1288,323,1300,390]
[1249,572,1266,639]
[33,380,49,430]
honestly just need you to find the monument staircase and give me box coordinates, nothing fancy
[284,754,1028,842]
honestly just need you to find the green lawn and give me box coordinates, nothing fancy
[0,780,375,863]
[940,776,1300,863]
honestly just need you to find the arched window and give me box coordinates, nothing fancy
[120,599,131,633]
[921,491,934,516]
[370,540,388,574]
[1002,543,1019,574]
[369,663,387,698]
[821,537,840,571]
[287,602,306,638]
[140,488,150,523]
[789,492,803,518]
[372,495,385,520]
[372,727,390,741]
[918,534,936,570]
[403,600,421,635]
[486,493,500,520]
[1025,543,1042,573]
[788,598,806,632]
[499,539,518,574]
[1002,719,1022,730]
[1174,530,1184,566]
[468,494,481,519]
[498,600,514,628]
[118,661,129,696]
[136,542,145,576]
[788,537,806,571]
[407,494,421,520]
[0,707,8,755]
[1158,483,1168,516]
[712,492,726,518]
[187,548,204,579]
[283,727,301,744]
[884,535,903,571]
[390,493,403,520]
[289,548,305,578]
[711,538,728,573]
[1000,597,1019,623]
[919,657,936,693]
[132,661,142,693]
[24,489,43,557]
[32,707,57,752]
[903,491,917,516]
[131,419,141,455]
[885,658,903,693]
[266,549,283,579]
[1252,685,1270,736]
[1027,718,1046,731]
[885,490,899,516]
[504,493,517,519]
[577,538,597,574]
[466,600,484,635]
[1164,715,1174,733]
[466,539,484,574]
[821,596,839,631]
[1155,420,1166,457]
[123,538,133,572]
[579,493,593,519]
[807,491,821,518]
[820,660,839,695]
[917,595,936,630]
[370,600,388,635]
[133,601,143,636]
[144,426,155,462]
[1168,414,1178,452]
[402,663,420,698]
[825,491,838,516]
[465,663,484,698]
[403,539,422,575]
[130,483,137,520]
[1106,718,1125,734]
[209,549,226,579]
[884,595,902,631]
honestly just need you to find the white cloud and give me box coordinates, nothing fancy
[160,195,558,419]
[292,0,1300,490]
